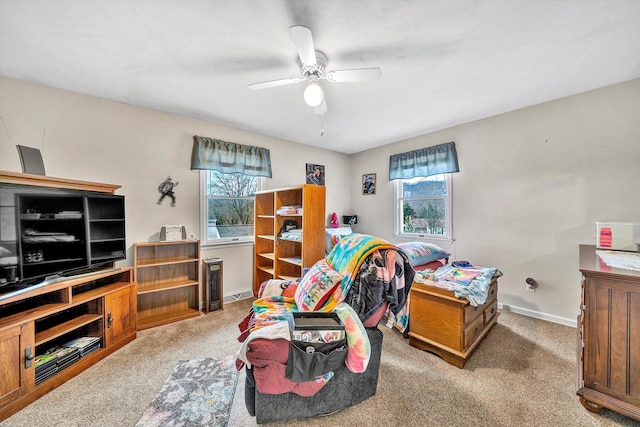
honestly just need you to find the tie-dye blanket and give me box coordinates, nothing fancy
[237,233,413,394]
[334,302,370,373]
[324,233,404,311]
[252,295,298,330]
[414,262,503,306]
[242,294,371,376]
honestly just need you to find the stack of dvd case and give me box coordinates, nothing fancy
[34,354,58,385]
[35,336,101,384]
[45,346,81,372]
[65,336,101,357]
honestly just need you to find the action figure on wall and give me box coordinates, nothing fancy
[157,176,179,207]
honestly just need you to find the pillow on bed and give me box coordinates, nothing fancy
[295,259,344,311]
[412,258,449,272]
[396,242,451,266]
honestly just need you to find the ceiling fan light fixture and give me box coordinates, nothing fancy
[304,82,324,107]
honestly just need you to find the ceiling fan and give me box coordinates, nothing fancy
[248,25,382,115]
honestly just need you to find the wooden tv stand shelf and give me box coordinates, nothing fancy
[0,171,136,421]
[0,268,136,421]
[408,278,499,368]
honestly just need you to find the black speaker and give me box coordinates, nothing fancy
[342,215,357,225]
[17,145,46,175]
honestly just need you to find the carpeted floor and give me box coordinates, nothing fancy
[2,298,639,427]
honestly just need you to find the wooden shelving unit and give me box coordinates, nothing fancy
[253,184,325,296]
[134,240,200,330]
[0,268,136,421]
[0,171,136,422]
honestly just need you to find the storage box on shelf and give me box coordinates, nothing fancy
[253,185,325,296]
[134,240,201,330]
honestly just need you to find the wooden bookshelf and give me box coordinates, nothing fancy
[134,240,200,330]
[253,184,325,295]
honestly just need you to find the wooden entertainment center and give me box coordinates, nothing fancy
[0,171,137,421]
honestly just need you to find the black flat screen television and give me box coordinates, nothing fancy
[0,183,126,294]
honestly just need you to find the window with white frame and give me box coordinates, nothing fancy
[200,170,262,245]
[395,173,452,241]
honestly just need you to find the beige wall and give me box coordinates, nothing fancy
[0,77,350,301]
[3,76,639,325]
[350,78,640,325]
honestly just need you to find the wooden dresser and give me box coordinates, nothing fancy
[577,245,640,421]
[408,278,499,368]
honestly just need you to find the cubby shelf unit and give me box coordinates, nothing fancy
[134,240,201,330]
[253,184,325,295]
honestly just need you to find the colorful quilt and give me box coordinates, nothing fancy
[252,296,297,330]
[237,233,415,397]
[324,233,405,312]
[415,262,503,306]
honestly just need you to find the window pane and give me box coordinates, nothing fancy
[206,171,256,196]
[402,174,447,197]
[207,198,254,238]
[402,198,446,235]
[204,170,256,241]
[397,174,451,239]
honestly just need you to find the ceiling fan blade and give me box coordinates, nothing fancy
[248,76,304,90]
[325,68,382,83]
[290,25,317,67]
[314,97,327,115]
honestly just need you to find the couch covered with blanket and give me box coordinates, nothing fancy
[236,233,414,424]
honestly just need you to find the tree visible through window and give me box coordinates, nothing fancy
[203,171,257,244]
[396,174,452,239]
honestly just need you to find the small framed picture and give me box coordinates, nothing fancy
[362,173,376,195]
[160,224,186,241]
[306,164,325,186]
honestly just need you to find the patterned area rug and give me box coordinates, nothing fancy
[136,355,239,427]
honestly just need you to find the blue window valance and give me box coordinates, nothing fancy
[190,135,272,178]
[389,142,459,180]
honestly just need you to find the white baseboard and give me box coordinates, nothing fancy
[498,303,577,328]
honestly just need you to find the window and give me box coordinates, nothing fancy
[200,170,262,245]
[395,173,452,241]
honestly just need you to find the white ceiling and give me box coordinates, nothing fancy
[1,0,639,154]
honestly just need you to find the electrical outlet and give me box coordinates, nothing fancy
[525,277,537,292]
